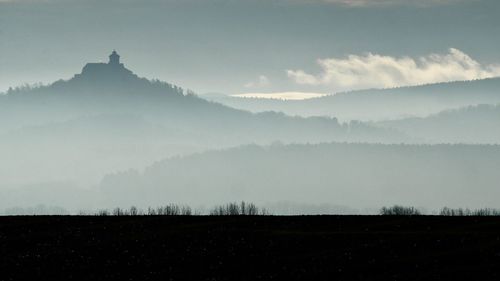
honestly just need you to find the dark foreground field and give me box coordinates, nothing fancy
[1,216,500,280]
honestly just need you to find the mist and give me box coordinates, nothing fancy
[1,0,500,215]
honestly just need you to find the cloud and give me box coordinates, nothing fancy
[244,75,271,89]
[287,48,500,92]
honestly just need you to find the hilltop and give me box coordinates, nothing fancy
[0,51,399,143]
[376,104,500,144]
[209,78,500,121]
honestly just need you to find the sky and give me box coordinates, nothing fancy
[1,0,500,97]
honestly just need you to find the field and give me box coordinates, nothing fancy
[1,216,500,280]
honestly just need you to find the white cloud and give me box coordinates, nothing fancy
[287,48,500,92]
[244,75,271,89]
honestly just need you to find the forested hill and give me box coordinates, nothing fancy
[100,142,500,209]
[376,104,500,144]
[0,58,405,144]
[0,61,234,131]
[0,58,408,190]
[209,78,500,121]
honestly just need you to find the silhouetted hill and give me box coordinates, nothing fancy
[0,53,408,191]
[0,53,402,144]
[100,143,500,209]
[376,104,500,144]
[210,78,500,121]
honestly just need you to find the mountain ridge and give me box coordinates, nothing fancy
[0,52,404,144]
[376,103,500,144]
[209,77,500,121]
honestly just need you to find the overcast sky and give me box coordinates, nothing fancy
[1,0,499,95]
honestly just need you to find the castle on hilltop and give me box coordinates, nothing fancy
[76,50,135,80]
[108,50,121,66]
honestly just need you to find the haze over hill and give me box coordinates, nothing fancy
[209,78,500,121]
[376,104,500,144]
[2,49,500,214]
[100,143,500,211]
[2,50,500,212]
[0,52,408,200]
[0,51,399,144]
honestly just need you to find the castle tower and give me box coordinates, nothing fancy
[109,50,120,65]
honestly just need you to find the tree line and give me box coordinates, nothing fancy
[380,205,500,216]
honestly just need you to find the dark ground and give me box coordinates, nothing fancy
[1,216,500,281]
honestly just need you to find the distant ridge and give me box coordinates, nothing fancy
[377,103,500,144]
[210,77,500,121]
[100,142,500,207]
[328,77,500,100]
[0,51,404,144]
[0,51,409,191]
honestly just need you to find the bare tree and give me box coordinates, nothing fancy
[380,205,421,216]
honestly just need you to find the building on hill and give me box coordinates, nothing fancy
[76,50,136,81]
[109,50,120,66]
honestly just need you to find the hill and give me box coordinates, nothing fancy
[209,78,500,121]
[100,142,500,210]
[0,52,400,143]
[0,52,405,191]
[376,104,500,144]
